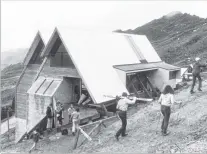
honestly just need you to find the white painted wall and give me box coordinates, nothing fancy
[15,118,27,143]
[26,95,52,133]
[148,69,181,91]
[115,69,127,86]
[54,79,73,104]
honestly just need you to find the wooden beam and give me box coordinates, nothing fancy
[126,76,137,89]
[79,127,92,141]
[144,75,159,97]
[101,104,108,117]
[136,75,152,98]
[131,84,140,98]
[103,95,153,102]
[78,122,101,147]
[126,75,140,97]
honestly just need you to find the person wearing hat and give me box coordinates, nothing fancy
[115,92,136,141]
[190,57,207,94]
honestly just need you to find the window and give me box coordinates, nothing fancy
[169,71,177,80]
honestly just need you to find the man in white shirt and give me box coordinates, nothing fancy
[115,92,136,141]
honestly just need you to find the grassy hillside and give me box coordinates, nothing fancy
[1,63,24,107]
[1,48,27,70]
[115,13,207,67]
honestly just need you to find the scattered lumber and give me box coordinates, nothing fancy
[73,115,118,149]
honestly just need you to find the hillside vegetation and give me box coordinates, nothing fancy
[116,13,207,66]
[1,48,27,70]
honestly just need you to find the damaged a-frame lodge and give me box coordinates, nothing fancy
[14,27,181,145]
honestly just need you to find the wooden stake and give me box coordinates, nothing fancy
[136,75,152,98]
[101,104,108,117]
[78,122,101,147]
[79,127,92,141]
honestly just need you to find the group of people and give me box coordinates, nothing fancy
[29,103,80,152]
[46,102,80,134]
[115,57,206,141]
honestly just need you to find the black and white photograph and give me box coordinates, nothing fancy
[1,0,207,153]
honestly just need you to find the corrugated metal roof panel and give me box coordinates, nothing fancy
[27,77,62,97]
[44,80,62,96]
[27,77,46,94]
[36,79,53,95]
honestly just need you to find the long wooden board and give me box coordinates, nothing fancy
[103,95,153,102]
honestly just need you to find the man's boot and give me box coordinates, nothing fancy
[190,90,195,94]
[198,88,202,91]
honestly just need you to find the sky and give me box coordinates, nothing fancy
[1,1,207,52]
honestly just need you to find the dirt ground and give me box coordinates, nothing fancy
[2,79,207,153]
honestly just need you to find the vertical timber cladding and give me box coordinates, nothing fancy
[16,65,41,119]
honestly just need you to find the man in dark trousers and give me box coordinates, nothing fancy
[190,57,207,94]
[115,92,136,141]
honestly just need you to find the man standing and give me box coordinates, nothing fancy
[71,108,80,136]
[115,92,136,141]
[46,104,53,131]
[190,57,207,94]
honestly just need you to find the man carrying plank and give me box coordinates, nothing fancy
[115,92,136,141]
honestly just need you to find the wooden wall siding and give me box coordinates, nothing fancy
[17,83,33,93]
[16,64,41,119]
[40,66,80,78]
[16,93,27,103]
[16,104,27,119]
[19,74,36,85]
